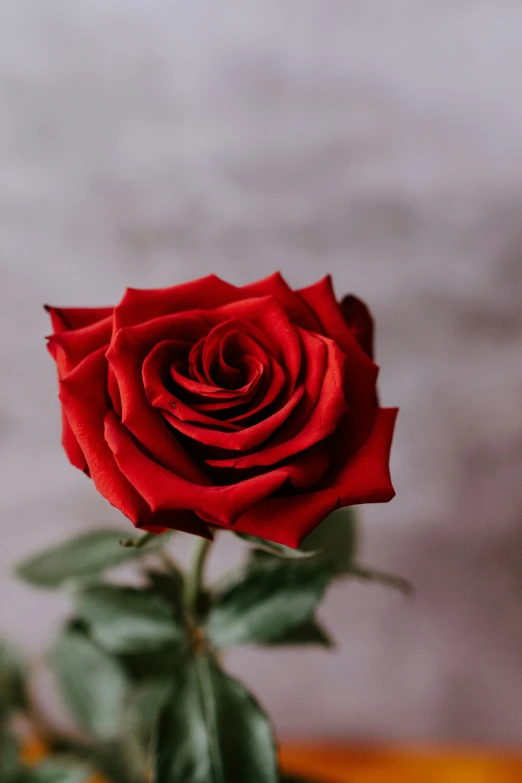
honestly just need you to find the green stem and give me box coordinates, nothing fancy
[119,531,156,549]
[183,536,213,617]
[135,531,156,548]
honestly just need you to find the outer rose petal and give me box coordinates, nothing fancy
[298,275,365,356]
[340,337,379,451]
[138,510,211,538]
[59,348,151,524]
[113,275,246,330]
[114,272,319,333]
[45,305,113,333]
[232,408,397,547]
[330,406,397,506]
[47,317,113,376]
[60,348,150,525]
[340,294,374,359]
[242,271,322,332]
[46,308,113,474]
[59,348,203,535]
[61,408,89,473]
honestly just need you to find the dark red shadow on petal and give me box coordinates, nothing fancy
[340,294,374,359]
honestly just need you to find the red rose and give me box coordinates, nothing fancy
[45,273,397,547]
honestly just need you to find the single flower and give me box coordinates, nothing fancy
[45,273,397,547]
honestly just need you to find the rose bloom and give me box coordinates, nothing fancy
[46,273,397,547]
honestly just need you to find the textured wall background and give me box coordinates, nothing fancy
[2,0,522,744]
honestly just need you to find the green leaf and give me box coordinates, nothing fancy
[146,569,184,614]
[119,646,184,681]
[263,618,333,648]
[15,760,93,783]
[85,742,142,783]
[349,565,414,596]
[49,630,128,739]
[16,529,170,589]
[15,759,93,783]
[155,654,278,783]
[206,559,334,648]
[131,677,172,736]
[0,641,28,712]
[0,729,19,780]
[300,507,358,575]
[73,585,185,654]
[235,533,317,560]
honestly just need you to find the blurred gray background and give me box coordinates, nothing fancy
[2,0,522,745]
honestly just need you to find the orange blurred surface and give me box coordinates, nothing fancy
[20,737,107,783]
[279,743,522,783]
[23,737,522,782]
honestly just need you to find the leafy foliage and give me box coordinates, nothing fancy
[13,759,93,783]
[301,507,412,595]
[206,558,335,648]
[49,630,128,739]
[155,654,278,783]
[300,507,358,574]
[234,533,317,560]
[0,641,28,714]
[73,585,185,654]
[8,507,409,783]
[262,618,333,648]
[15,530,170,589]
[0,729,19,782]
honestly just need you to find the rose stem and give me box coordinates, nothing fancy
[183,536,213,619]
[119,531,157,548]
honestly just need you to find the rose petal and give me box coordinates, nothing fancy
[226,356,285,423]
[143,341,245,431]
[104,411,292,525]
[45,305,113,333]
[214,297,302,394]
[298,275,365,356]
[47,317,112,376]
[242,272,322,331]
[61,408,89,473]
[107,327,211,483]
[138,510,211,538]
[284,442,331,489]
[114,275,246,330]
[231,491,339,548]
[232,407,397,547]
[330,406,398,506]
[59,348,208,535]
[339,338,379,451]
[46,315,113,475]
[207,329,347,468]
[59,348,152,525]
[187,354,285,423]
[340,294,374,359]
[202,323,270,389]
[163,385,305,451]
[113,272,319,334]
[107,366,122,417]
[170,359,261,400]
[188,337,208,384]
